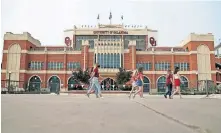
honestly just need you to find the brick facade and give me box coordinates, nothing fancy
[1,31,219,92]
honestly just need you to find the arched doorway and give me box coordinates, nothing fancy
[143,76,150,92]
[28,76,41,92]
[101,78,117,90]
[157,76,166,93]
[180,76,189,90]
[48,76,60,93]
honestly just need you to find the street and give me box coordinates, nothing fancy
[1,94,221,133]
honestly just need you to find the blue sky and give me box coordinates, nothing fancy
[1,0,221,48]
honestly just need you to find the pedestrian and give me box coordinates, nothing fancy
[88,63,103,98]
[164,69,173,99]
[171,67,183,99]
[133,67,144,98]
[129,69,138,99]
[86,67,97,97]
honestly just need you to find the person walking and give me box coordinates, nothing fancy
[129,70,138,99]
[164,69,173,99]
[133,67,144,98]
[89,63,103,98]
[86,67,98,97]
[171,67,183,99]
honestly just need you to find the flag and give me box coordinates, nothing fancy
[109,12,112,20]
[97,14,99,20]
[121,15,123,20]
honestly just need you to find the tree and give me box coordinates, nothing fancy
[72,68,90,85]
[116,68,132,85]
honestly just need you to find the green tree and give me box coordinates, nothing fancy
[72,68,90,84]
[116,68,132,85]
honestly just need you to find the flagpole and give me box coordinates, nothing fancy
[109,11,112,25]
[97,14,100,25]
[121,15,123,25]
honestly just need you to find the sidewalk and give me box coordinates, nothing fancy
[59,93,221,99]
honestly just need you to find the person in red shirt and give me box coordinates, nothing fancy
[88,63,103,98]
[164,69,173,99]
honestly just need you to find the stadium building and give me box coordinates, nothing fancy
[1,22,220,93]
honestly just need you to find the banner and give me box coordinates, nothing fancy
[147,31,158,47]
[64,30,74,47]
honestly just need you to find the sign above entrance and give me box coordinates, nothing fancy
[93,31,128,35]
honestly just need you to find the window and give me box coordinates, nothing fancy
[28,61,44,70]
[47,62,63,70]
[174,62,189,71]
[123,35,146,50]
[75,35,97,50]
[157,76,166,93]
[67,62,80,70]
[180,76,189,89]
[155,62,171,71]
[136,62,152,70]
[97,53,121,68]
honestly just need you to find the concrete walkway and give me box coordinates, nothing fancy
[1,94,221,133]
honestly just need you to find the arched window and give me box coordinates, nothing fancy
[180,76,189,89]
[29,76,41,92]
[48,76,60,93]
[157,76,166,93]
[101,78,117,91]
[143,76,150,92]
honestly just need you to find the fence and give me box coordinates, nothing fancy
[1,79,220,95]
[1,80,59,94]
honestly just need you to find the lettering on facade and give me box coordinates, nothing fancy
[93,31,128,35]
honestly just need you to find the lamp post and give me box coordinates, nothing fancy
[196,71,198,91]
[8,71,12,93]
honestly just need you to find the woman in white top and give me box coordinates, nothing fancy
[171,67,183,99]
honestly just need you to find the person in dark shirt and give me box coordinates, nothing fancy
[87,63,103,98]
[164,69,173,99]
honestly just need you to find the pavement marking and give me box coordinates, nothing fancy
[132,99,211,133]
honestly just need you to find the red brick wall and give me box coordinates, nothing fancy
[124,53,130,70]
[88,52,94,68]
[184,41,214,51]
[2,53,7,69]
[3,40,36,50]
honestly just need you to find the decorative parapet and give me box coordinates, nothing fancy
[178,33,214,46]
[4,32,41,46]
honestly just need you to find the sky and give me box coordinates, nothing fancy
[1,0,221,49]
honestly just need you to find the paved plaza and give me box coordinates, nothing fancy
[1,94,221,133]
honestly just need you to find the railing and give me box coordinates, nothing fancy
[2,79,220,95]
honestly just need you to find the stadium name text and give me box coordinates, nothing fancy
[93,31,128,35]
